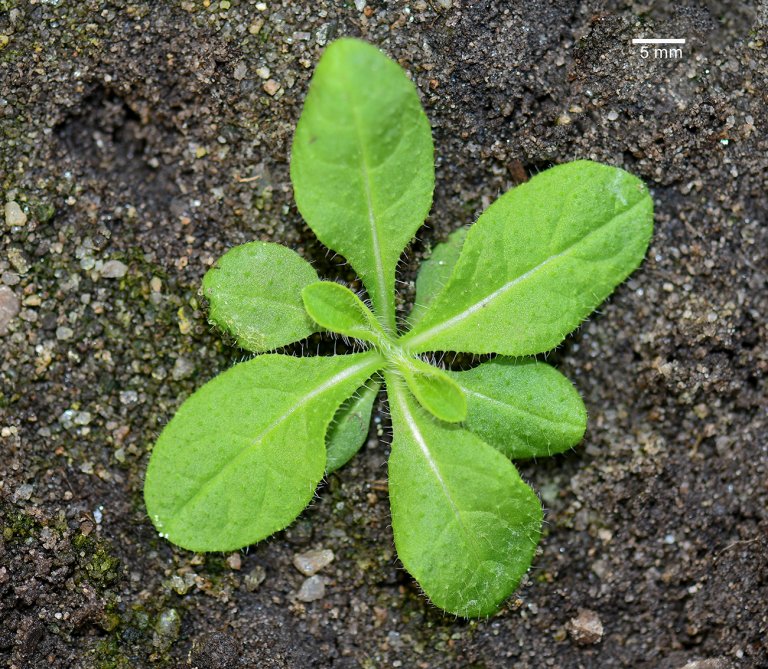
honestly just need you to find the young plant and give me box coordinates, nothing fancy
[144,38,653,617]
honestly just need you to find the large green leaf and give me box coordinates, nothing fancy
[144,352,383,551]
[409,226,467,327]
[326,379,380,473]
[450,358,586,459]
[202,242,319,352]
[302,281,383,345]
[291,38,434,332]
[386,377,542,617]
[401,161,654,355]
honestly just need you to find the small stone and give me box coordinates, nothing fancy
[354,0,366,10]
[13,483,34,502]
[567,608,603,645]
[293,548,334,576]
[2,271,20,286]
[606,110,619,121]
[154,608,181,649]
[233,62,247,80]
[119,390,139,405]
[244,565,266,592]
[172,356,195,380]
[296,575,326,602]
[101,260,128,279]
[56,326,74,341]
[0,286,20,335]
[263,79,280,96]
[226,553,242,570]
[255,66,270,80]
[7,249,29,274]
[680,659,730,669]
[150,276,162,293]
[5,201,26,227]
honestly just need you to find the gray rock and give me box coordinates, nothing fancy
[292,548,334,576]
[243,564,266,592]
[101,259,128,278]
[5,201,27,227]
[0,286,19,334]
[296,575,326,602]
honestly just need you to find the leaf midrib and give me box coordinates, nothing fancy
[342,73,392,331]
[458,384,585,431]
[403,195,647,350]
[389,381,482,564]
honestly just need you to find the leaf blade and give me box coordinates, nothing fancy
[386,377,542,617]
[402,161,653,355]
[202,241,319,352]
[291,38,434,331]
[326,379,380,473]
[450,358,586,459]
[144,352,383,551]
[409,226,467,327]
[302,281,383,345]
[398,358,467,423]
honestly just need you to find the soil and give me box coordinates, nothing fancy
[1,1,766,668]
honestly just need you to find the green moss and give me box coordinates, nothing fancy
[0,506,37,542]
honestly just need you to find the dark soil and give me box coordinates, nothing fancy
[1,1,766,668]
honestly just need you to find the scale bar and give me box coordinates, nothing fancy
[632,38,686,44]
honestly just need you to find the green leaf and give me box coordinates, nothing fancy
[326,379,380,473]
[450,358,586,459]
[402,161,654,355]
[202,241,319,352]
[302,281,384,345]
[397,357,467,423]
[291,38,434,332]
[386,378,542,617]
[144,352,383,552]
[409,227,467,327]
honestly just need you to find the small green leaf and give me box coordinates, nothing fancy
[202,241,319,352]
[302,281,383,345]
[326,379,380,473]
[450,358,586,459]
[386,378,542,617]
[291,38,434,331]
[144,352,383,551]
[397,357,467,423]
[402,161,654,355]
[409,227,467,327]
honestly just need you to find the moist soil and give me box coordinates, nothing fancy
[1,1,766,668]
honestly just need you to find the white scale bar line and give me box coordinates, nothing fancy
[632,38,686,44]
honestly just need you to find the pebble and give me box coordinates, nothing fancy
[13,483,34,502]
[680,660,730,669]
[119,390,138,405]
[567,608,603,645]
[263,79,280,96]
[606,110,619,121]
[292,548,334,576]
[233,62,247,80]
[5,201,27,227]
[296,575,326,602]
[172,356,195,380]
[226,552,241,570]
[56,326,74,341]
[243,564,266,591]
[154,608,181,648]
[101,260,128,279]
[0,286,20,335]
